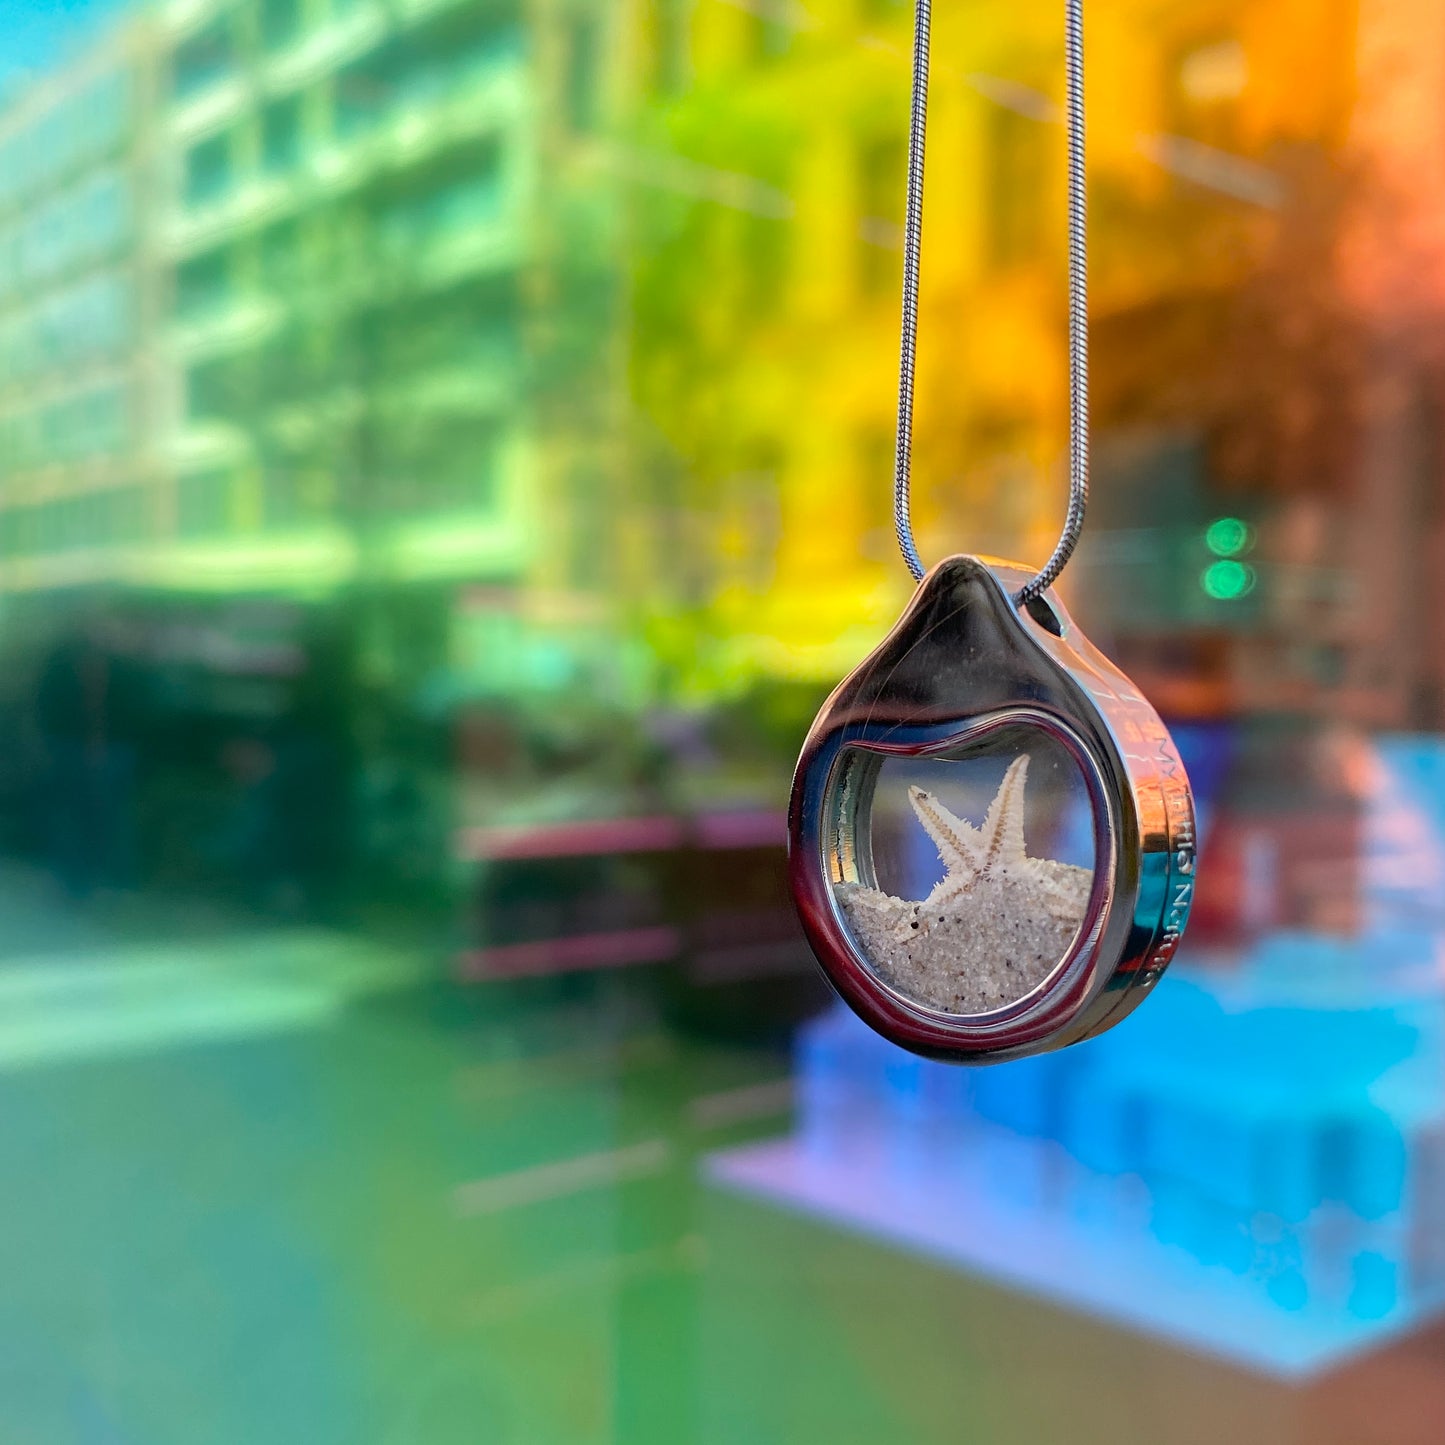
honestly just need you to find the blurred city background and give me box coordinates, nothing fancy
[1,0,1445,1439]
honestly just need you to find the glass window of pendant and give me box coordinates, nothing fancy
[831,729,1096,1016]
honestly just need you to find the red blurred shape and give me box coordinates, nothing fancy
[455,816,685,861]
[458,925,682,979]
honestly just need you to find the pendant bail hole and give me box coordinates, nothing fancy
[1023,594,1064,637]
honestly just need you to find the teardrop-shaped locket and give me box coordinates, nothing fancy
[788,556,1196,1064]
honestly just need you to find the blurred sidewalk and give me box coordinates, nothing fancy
[0,862,421,1072]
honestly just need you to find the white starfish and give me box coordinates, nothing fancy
[898,755,1085,919]
[909,754,1030,900]
[906,782,985,878]
[834,754,1094,1014]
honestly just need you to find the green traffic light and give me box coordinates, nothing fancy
[1201,559,1256,600]
[1205,516,1252,557]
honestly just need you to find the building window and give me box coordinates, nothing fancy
[335,49,402,139]
[263,463,332,529]
[174,20,236,100]
[72,172,130,262]
[178,469,235,538]
[39,385,127,463]
[259,219,303,290]
[262,96,304,174]
[261,0,303,51]
[187,356,254,423]
[185,132,234,207]
[83,385,127,457]
[380,143,505,258]
[177,252,232,318]
[393,417,500,514]
[78,71,130,159]
[64,275,132,360]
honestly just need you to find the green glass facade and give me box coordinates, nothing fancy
[0,0,632,704]
[0,25,162,594]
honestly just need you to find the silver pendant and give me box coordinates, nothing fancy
[788,555,1196,1063]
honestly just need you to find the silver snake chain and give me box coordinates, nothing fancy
[892,0,1090,606]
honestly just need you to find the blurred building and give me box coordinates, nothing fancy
[1077,0,1445,734]
[8,0,1442,736]
[0,0,654,900]
[155,0,633,703]
[0,20,165,598]
[1341,0,1445,732]
[0,0,638,711]
[626,0,1445,739]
